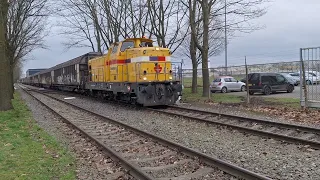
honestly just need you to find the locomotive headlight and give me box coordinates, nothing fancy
[143,77,147,81]
[169,76,173,80]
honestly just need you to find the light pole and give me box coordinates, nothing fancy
[224,0,228,75]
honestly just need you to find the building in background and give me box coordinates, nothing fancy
[26,69,47,77]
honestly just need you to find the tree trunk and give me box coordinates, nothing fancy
[191,40,198,93]
[201,0,210,97]
[201,51,209,97]
[9,64,14,99]
[191,65,198,93]
[189,0,198,94]
[0,0,12,111]
[7,48,15,99]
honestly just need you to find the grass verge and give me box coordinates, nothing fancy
[182,87,301,109]
[0,92,75,179]
[264,97,300,109]
[182,87,244,103]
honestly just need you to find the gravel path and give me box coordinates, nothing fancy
[42,91,320,180]
[17,88,133,180]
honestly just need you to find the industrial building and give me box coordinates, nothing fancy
[26,69,47,77]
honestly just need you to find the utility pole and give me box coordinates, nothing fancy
[224,0,228,76]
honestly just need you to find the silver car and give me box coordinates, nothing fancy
[289,72,318,85]
[280,73,299,86]
[210,76,246,93]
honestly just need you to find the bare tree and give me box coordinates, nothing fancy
[177,22,224,93]
[56,0,104,52]
[147,0,189,53]
[184,0,267,96]
[57,0,140,52]
[0,0,12,111]
[13,61,22,83]
[6,0,49,98]
[57,0,189,55]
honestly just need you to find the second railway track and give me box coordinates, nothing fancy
[19,85,272,180]
[152,106,320,149]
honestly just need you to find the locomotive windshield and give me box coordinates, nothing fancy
[121,41,134,52]
[140,41,153,47]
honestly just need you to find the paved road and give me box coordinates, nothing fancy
[223,85,320,100]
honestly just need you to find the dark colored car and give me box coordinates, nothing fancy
[240,74,253,83]
[247,72,295,95]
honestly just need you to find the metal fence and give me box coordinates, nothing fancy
[173,59,320,108]
[179,60,320,86]
[300,47,320,108]
[180,61,305,87]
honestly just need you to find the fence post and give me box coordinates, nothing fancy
[245,56,250,105]
[300,48,308,110]
[180,60,183,85]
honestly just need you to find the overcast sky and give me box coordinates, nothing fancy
[23,0,320,75]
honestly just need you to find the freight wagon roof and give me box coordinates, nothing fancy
[26,68,47,71]
[32,52,102,76]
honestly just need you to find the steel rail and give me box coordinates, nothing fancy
[19,84,272,180]
[151,105,320,149]
[170,105,320,134]
[20,86,154,180]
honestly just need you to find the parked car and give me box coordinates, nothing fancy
[210,76,246,93]
[240,75,252,83]
[280,73,299,86]
[284,72,300,85]
[306,71,320,84]
[247,72,295,95]
[289,72,317,85]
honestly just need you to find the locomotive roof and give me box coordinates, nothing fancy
[124,37,153,41]
[31,52,102,76]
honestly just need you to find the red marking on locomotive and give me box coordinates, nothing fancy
[158,56,166,61]
[154,64,162,73]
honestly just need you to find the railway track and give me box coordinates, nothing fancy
[151,106,320,149]
[19,84,272,180]
[20,84,320,150]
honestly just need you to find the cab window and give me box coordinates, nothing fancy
[262,76,275,83]
[213,78,221,82]
[276,75,285,83]
[140,41,153,47]
[230,78,237,82]
[224,78,231,82]
[289,73,299,76]
[120,41,134,52]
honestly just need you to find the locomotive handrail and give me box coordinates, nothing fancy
[134,61,181,82]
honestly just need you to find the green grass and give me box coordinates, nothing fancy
[264,97,300,109]
[182,87,244,103]
[0,93,76,179]
[182,87,301,109]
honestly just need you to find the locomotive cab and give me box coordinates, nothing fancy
[87,37,183,106]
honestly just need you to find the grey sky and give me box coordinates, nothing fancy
[23,0,320,75]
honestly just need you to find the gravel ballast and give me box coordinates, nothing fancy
[28,91,233,179]
[178,101,320,128]
[41,91,320,180]
[17,88,133,180]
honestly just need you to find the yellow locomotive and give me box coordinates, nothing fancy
[86,37,182,106]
